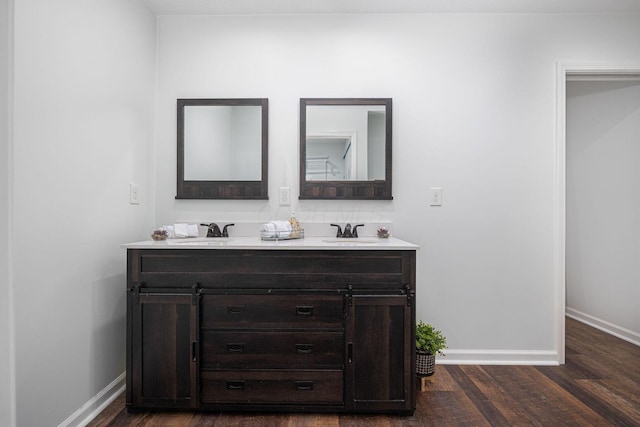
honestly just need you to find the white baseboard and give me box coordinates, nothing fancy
[436,350,560,366]
[49,311,638,426]
[58,372,125,427]
[566,307,640,347]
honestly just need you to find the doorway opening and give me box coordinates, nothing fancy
[556,63,640,364]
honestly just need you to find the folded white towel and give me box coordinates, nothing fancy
[160,224,199,239]
[174,223,189,238]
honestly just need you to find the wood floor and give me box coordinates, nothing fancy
[89,318,640,426]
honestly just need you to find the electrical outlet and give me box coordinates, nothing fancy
[429,187,442,206]
[130,183,140,205]
[279,187,291,206]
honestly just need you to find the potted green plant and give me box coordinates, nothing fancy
[416,320,447,376]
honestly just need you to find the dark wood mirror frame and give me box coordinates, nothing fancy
[176,98,268,200]
[299,98,392,200]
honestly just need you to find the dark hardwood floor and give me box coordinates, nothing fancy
[89,317,640,426]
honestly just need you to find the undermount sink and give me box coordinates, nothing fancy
[322,239,378,244]
[171,237,232,244]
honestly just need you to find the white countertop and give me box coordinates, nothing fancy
[122,236,419,250]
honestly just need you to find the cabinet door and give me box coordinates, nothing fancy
[128,290,199,409]
[345,295,414,413]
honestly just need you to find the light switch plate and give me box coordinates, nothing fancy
[429,187,442,206]
[130,183,140,205]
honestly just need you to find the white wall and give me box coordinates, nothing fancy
[0,0,13,425]
[11,0,156,425]
[566,80,640,341]
[156,13,640,363]
[4,10,639,425]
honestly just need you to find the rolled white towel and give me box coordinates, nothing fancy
[260,222,276,232]
[260,222,277,238]
[260,221,292,238]
[271,220,291,238]
[272,220,292,233]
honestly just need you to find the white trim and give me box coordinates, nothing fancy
[436,350,559,366]
[564,64,640,81]
[567,307,640,348]
[567,74,640,81]
[58,372,125,427]
[555,62,568,366]
[555,62,640,366]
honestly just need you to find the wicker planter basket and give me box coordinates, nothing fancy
[416,350,436,376]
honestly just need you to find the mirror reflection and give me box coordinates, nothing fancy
[300,98,392,200]
[305,105,386,181]
[177,98,268,200]
[184,105,262,181]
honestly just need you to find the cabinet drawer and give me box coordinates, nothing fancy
[201,331,344,369]
[201,294,344,328]
[200,370,343,405]
[130,249,413,289]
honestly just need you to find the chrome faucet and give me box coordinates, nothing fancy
[330,223,364,238]
[201,223,235,237]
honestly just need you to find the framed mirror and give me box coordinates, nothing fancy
[300,98,392,200]
[177,98,268,199]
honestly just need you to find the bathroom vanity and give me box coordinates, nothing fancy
[123,237,418,414]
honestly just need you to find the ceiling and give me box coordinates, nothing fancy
[142,0,640,15]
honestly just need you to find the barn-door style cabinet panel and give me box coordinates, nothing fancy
[127,287,199,409]
[346,294,413,412]
[125,247,417,414]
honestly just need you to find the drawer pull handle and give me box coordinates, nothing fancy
[295,306,314,316]
[227,343,245,353]
[295,381,314,391]
[226,381,245,390]
[295,344,313,354]
[227,306,245,315]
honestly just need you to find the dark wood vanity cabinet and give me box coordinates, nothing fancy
[126,249,416,414]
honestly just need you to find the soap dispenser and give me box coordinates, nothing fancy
[289,211,301,238]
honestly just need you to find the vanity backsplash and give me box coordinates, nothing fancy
[162,222,393,238]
